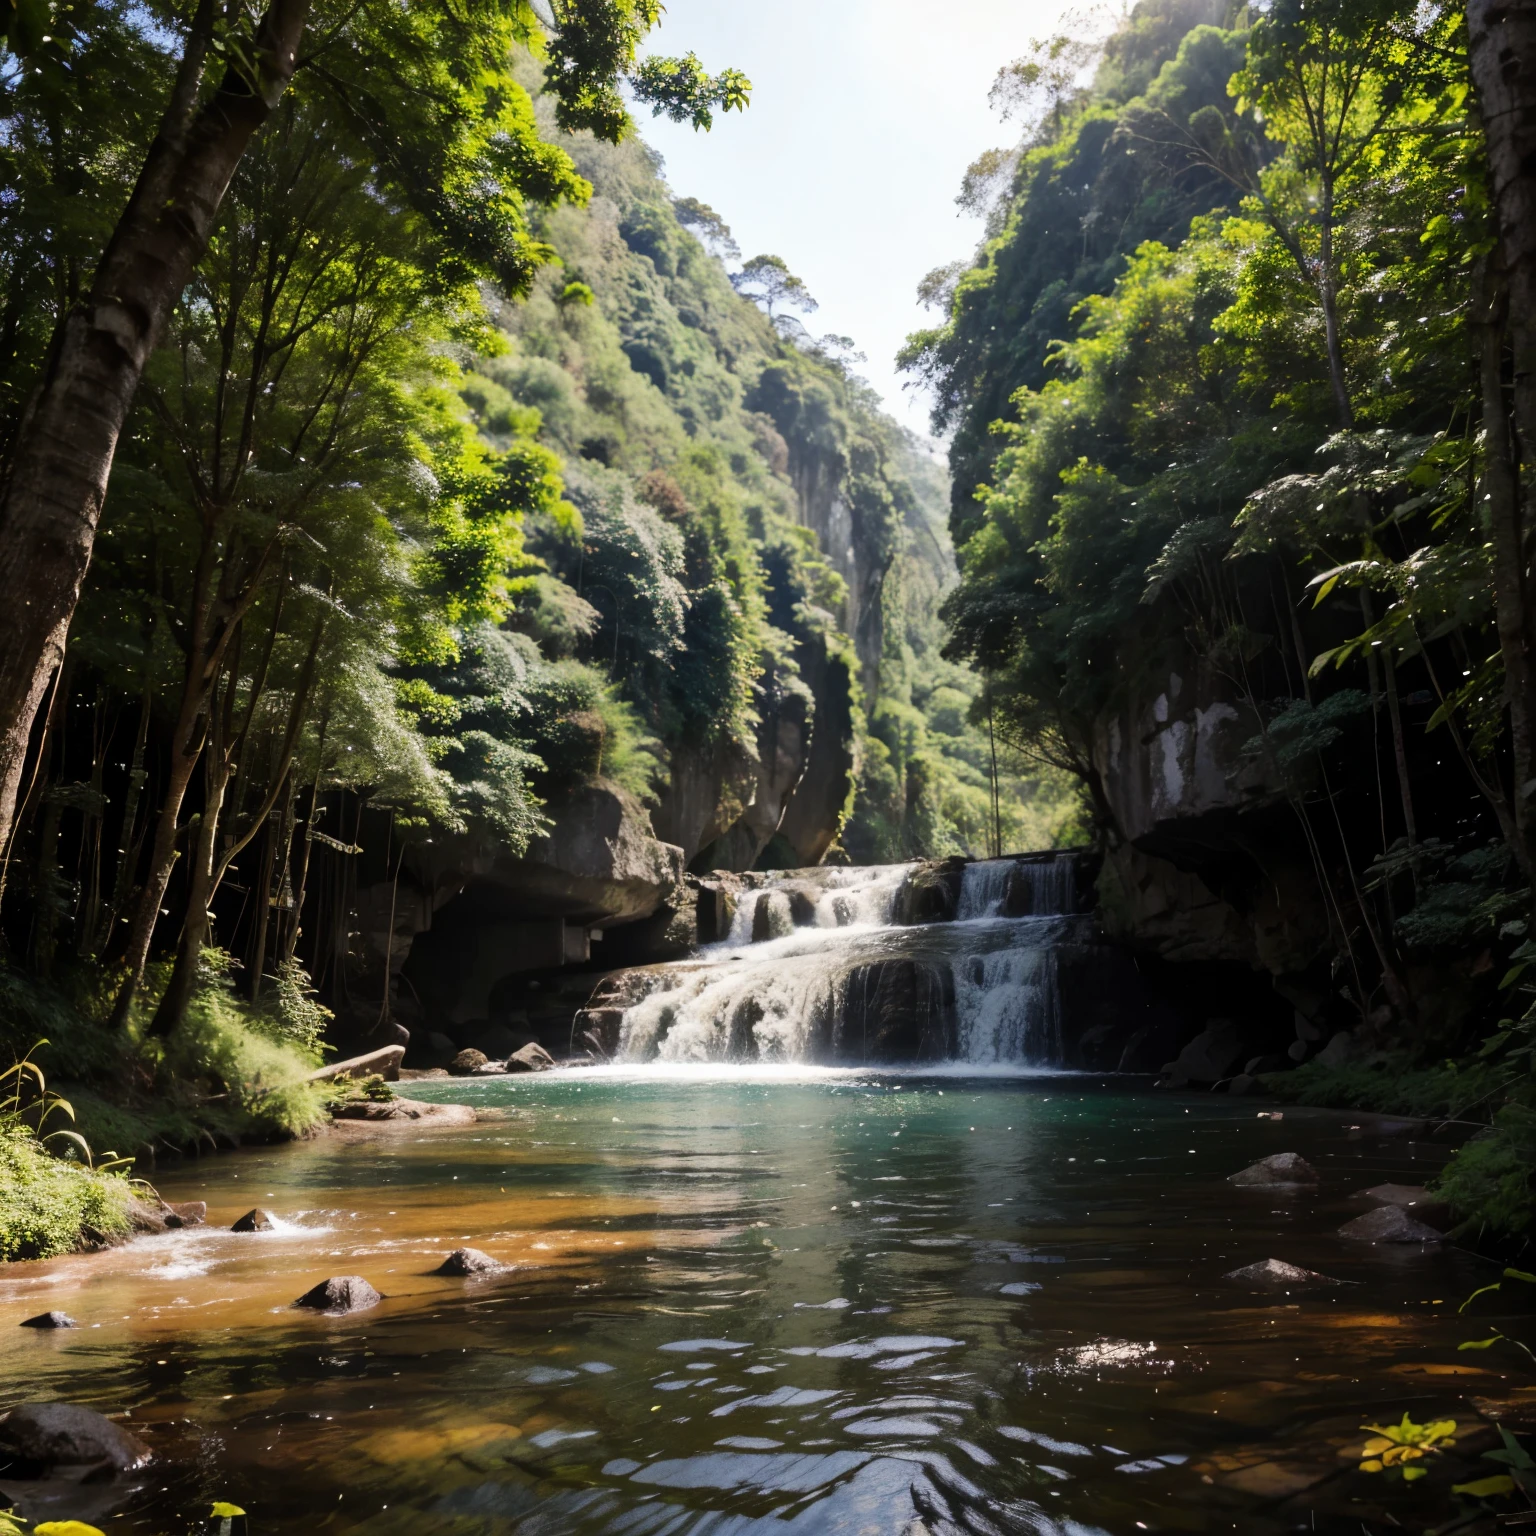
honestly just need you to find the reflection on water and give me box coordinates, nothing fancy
[0,1073,1505,1534]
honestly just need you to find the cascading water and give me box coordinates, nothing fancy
[602,856,1093,1068]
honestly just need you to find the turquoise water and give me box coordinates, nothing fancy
[0,1071,1511,1534]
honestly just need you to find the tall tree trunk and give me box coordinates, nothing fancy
[0,0,313,855]
[1471,251,1536,891]
[1317,180,1355,429]
[101,683,153,957]
[1382,650,1417,847]
[150,750,232,1037]
[1470,0,1536,456]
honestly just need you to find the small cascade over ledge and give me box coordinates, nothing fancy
[574,853,1120,1069]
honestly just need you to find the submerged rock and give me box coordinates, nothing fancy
[1338,1205,1444,1243]
[1355,1182,1443,1213]
[294,1276,382,1314]
[230,1208,276,1232]
[18,1312,77,1329]
[448,1048,489,1076]
[1228,1153,1319,1187]
[434,1247,502,1276]
[0,1402,151,1478]
[1223,1259,1341,1288]
[508,1042,555,1073]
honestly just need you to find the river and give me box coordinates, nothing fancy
[0,1069,1502,1535]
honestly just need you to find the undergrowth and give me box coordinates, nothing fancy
[1258,1056,1510,1121]
[0,952,327,1171]
[1261,1053,1535,1245]
[0,1050,132,1261]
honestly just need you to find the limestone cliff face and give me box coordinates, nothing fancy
[1091,648,1332,1000]
[340,779,682,1040]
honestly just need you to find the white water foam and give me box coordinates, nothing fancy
[608,858,1087,1069]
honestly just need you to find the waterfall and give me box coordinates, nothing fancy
[603,857,1091,1068]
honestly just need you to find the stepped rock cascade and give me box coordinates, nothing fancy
[597,856,1101,1066]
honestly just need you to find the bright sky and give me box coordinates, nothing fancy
[639,0,1071,442]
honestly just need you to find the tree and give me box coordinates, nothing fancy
[0,0,749,858]
[672,195,741,260]
[1468,0,1536,908]
[731,254,818,320]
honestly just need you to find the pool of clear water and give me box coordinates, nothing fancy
[0,1070,1524,1535]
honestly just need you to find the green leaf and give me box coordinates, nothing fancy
[1457,1335,1503,1350]
[1402,1464,1427,1481]
[1502,1268,1536,1285]
[210,1503,245,1518]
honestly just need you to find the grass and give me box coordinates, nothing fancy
[0,1125,132,1261]
[0,1048,133,1261]
[0,953,330,1260]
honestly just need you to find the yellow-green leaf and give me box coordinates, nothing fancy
[34,1523,107,1536]
[210,1503,246,1518]
[1452,1474,1516,1497]
[1402,1464,1427,1481]
[1459,1336,1502,1350]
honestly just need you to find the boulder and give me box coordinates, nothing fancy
[425,1031,459,1061]
[1355,1183,1449,1223]
[18,1312,77,1329]
[1313,1030,1357,1068]
[125,1198,170,1235]
[294,1276,382,1314]
[750,889,794,943]
[1228,1153,1320,1188]
[1116,1016,1184,1073]
[163,1201,206,1227]
[330,1100,400,1121]
[448,1048,489,1076]
[1163,1018,1246,1085]
[434,1247,502,1276]
[1338,1206,1444,1243]
[508,1042,556,1073]
[1244,1054,1291,1076]
[1224,1259,1341,1288]
[467,1023,521,1060]
[0,1402,151,1478]
[230,1208,276,1233]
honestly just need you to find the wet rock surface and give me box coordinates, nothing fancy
[1223,1258,1341,1288]
[1338,1205,1445,1243]
[294,1276,382,1314]
[1228,1152,1320,1187]
[508,1042,556,1073]
[231,1208,276,1232]
[0,1402,150,1478]
[18,1312,77,1329]
[434,1247,503,1276]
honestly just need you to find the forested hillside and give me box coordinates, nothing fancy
[0,10,1076,1158]
[907,0,1536,1232]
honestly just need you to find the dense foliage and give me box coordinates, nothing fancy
[908,0,1536,1234]
[0,0,1086,1215]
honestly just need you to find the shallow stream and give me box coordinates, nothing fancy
[0,1072,1524,1534]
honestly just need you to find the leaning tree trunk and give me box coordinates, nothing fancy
[0,0,312,855]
